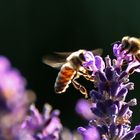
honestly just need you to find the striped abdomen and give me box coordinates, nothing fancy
[54,63,76,93]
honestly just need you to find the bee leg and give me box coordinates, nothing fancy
[135,54,140,62]
[72,79,88,98]
[128,64,140,74]
[83,74,95,82]
[129,55,134,62]
[123,55,134,66]
[78,71,94,82]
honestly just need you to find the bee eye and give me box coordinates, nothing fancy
[85,65,92,71]
[86,66,91,70]
[79,53,85,61]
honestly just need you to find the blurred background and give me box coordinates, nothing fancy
[1,0,140,139]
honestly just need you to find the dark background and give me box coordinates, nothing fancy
[1,0,140,139]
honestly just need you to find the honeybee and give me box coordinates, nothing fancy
[121,36,140,62]
[43,49,102,98]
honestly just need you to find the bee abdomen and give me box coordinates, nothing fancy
[55,64,76,93]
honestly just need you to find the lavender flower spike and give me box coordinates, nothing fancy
[78,37,140,140]
[0,56,64,140]
[0,56,29,139]
[21,103,63,140]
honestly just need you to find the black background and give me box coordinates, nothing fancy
[1,0,140,139]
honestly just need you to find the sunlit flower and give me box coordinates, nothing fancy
[77,38,140,140]
[0,36,140,140]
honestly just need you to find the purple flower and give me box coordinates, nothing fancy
[78,126,100,140]
[0,56,74,140]
[83,51,105,74]
[75,98,95,121]
[77,38,140,140]
[22,104,62,140]
[112,41,140,73]
[1,36,140,140]
[0,56,29,139]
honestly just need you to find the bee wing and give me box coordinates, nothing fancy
[43,53,66,68]
[53,51,73,57]
[43,49,102,68]
[91,48,103,56]
[43,51,74,68]
[54,49,103,57]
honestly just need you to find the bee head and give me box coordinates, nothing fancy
[79,53,86,62]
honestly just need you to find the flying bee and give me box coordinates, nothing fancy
[43,49,102,98]
[121,36,140,62]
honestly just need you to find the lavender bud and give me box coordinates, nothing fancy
[128,98,137,106]
[117,124,124,138]
[91,107,105,118]
[125,82,134,90]
[110,123,118,138]
[97,71,107,82]
[110,81,119,97]
[117,88,128,100]
[115,67,121,75]
[114,100,122,110]
[78,127,86,133]
[118,104,129,117]
[113,42,121,56]
[95,56,105,71]
[105,55,112,67]
[78,126,100,140]
[108,104,118,117]
[133,125,140,134]
[90,90,102,101]
[98,82,107,93]
[121,131,135,140]
[105,67,114,81]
